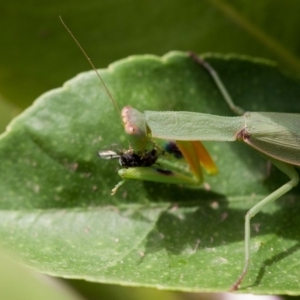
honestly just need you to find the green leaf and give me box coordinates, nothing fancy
[1,52,300,294]
[0,248,83,300]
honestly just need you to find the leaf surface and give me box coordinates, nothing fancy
[1,52,300,294]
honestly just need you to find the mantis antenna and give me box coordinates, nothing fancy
[59,16,121,118]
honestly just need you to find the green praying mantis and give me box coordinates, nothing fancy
[114,56,300,291]
[60,17,300,292]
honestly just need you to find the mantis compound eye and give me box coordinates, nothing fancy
[121,106,147,136]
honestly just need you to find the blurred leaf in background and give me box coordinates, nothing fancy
[1,0,300,112]
[0,247,84,300]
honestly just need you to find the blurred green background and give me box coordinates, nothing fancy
[2,0,300,127]
[1,0,300,299]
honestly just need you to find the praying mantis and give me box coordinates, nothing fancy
[60,17,300,292]
[112,54,300,290]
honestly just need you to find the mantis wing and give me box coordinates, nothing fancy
[244,112,300,167]
[145,111,244,141]
[145,110,300,167]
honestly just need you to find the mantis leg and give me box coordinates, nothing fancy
[230,159,299,291]
[188,52,245,116]
[111,141,218,195]
[112,166,202,195]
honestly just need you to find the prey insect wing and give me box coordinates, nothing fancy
[98,144,161,168]
[98,150,120,160]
